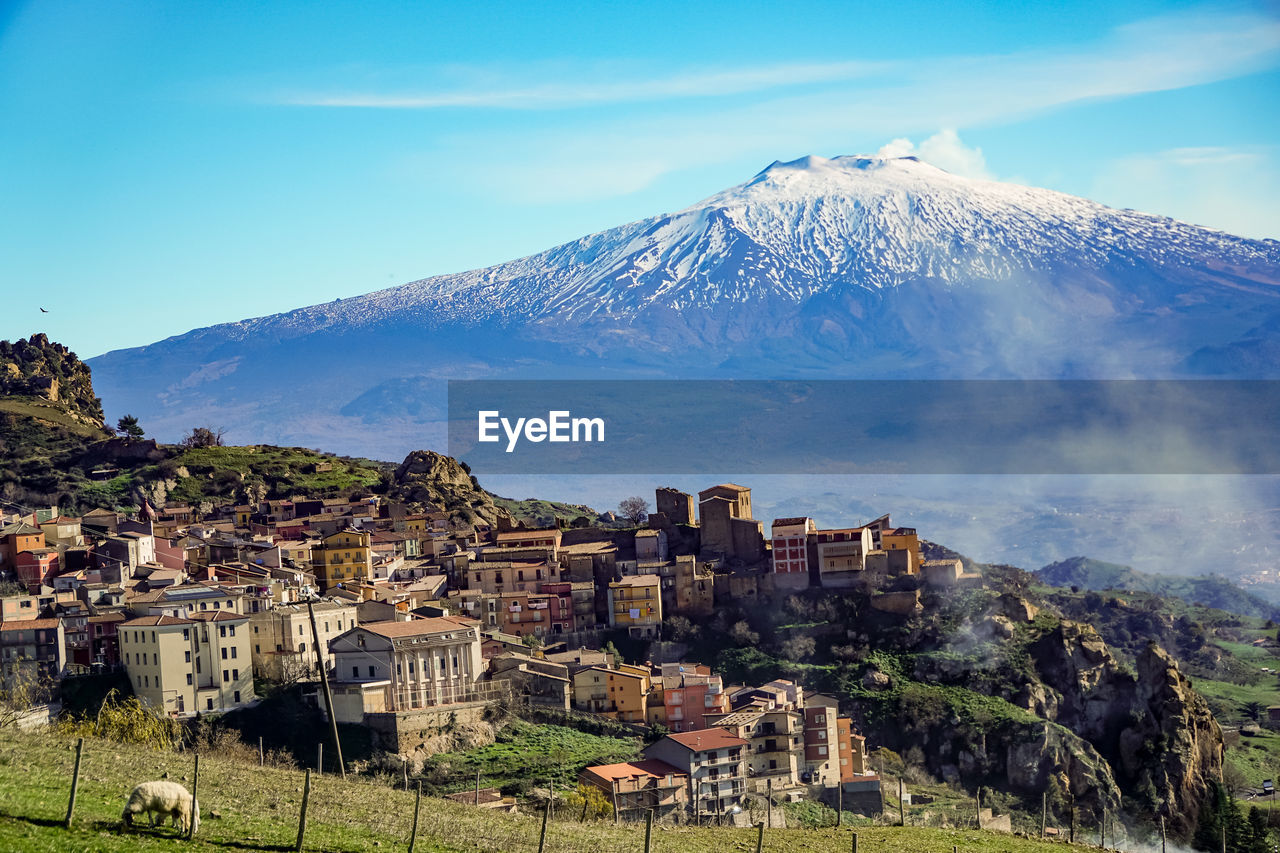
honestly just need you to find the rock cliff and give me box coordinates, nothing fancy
[1027,618,1223,833]
[391,450,510,528]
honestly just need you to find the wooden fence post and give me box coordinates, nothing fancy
[837,783,843,828]
[316,742,323,777]
[408,781,421,853]
[307,598,344,780]
[475,769,481,806]
[259,736,264,766]
[1041,791,1047,837]
[852,830,858,853]
[612,779,620,825]
[295,768,311,852]
[64,737,83,829]
[898,777,905,826]
[755,821,765,853]
[1161,815,1167,853]
[644,809,654,853]
[188,753,200,841]
[537,796,551,853]
[767,778,773,828]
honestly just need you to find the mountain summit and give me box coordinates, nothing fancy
[89,155,1280,456]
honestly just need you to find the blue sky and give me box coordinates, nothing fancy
[2,0,1278,358]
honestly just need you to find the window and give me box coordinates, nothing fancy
[223,670,230,683]
[255,644,260,653]
[231,647,238,659]
[186,673,193,685]
[299,625,304,635]
[352,666,359,678]
[144,676,149,687]
[228,625,235,637]
[408,661,414,674]
[232,669,239,681]
[221,648,227,660]
[368,665,375,678]
[196,658,201,673]
[207,698,213,710]
[184,651,191,663]
[183,629,190,641]
[298,643,304,653]
[234,691,241,703]
[818,745,827,756]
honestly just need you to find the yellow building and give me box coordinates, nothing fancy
[120,611,255,717]
[573,664,651,723]
[879,527,921,575]
[608,574,662,638]
[312,528,372,591]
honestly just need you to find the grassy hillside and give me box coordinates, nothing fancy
[0,727,1080,853]
[492,496,599,528]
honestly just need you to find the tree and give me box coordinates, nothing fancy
[602,641,623,667]
[617,496,648,525]
[115,414,144,441]
[729,620,760,646]
[1245,700,1264,722]
[780,636,817,661]
[182,426,225,448]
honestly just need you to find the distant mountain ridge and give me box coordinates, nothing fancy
[88,154,1280,459]
[1036,556,1280,621]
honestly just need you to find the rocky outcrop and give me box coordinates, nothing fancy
[0,334,105,426]
[391,450,510,528]
[1029,622,1223,833]
[1121,645,1224,835]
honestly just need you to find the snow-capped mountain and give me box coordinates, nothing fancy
[89,154,1280,457]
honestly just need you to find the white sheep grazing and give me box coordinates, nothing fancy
[121,780,201,834]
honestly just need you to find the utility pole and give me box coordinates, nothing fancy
[1041,791,1046,837]
[308,598,345,780]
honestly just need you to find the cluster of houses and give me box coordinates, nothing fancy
[578,676,880,820]
[0,480,976,817]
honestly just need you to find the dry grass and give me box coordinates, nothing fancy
[0,726,1088,853]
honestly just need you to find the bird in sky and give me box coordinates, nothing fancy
[39,307,47,313]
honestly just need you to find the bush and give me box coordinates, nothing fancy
[57,691,183,750]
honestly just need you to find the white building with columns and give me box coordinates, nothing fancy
[327,616,484,722]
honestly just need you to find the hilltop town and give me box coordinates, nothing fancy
[0,477,969,823]
[0,336,1245,841]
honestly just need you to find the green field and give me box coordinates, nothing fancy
[419,719,642,794]
[0,727,1094,853]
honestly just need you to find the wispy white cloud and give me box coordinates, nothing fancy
[280,7,1280,123]
[1091,145,1280,239]
[395,7,1280,204]
[282,60,888,109]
